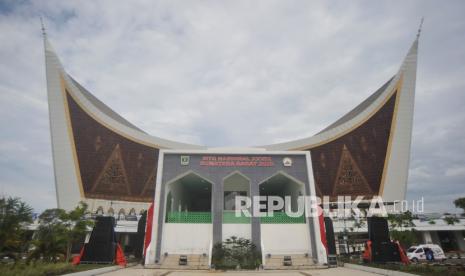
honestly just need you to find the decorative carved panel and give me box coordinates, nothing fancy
[309,91,397,199]
[91,144,131,196]
[66,91,159,202]
[332,144,373,196]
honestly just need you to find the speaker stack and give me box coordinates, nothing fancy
[324,217,337,266]
[80,216,117,264]
[133,211,147,259]
[367,217,401,263]
[324,217,337,255]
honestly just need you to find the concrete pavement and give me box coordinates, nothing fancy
[98,266,379,276]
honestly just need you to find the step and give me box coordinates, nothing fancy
[159,254,209,270]
[263,254,318,270]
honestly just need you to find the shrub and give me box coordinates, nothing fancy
[212,236,261,270]
[390,229,418,249]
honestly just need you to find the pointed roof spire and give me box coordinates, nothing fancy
[41,17,57,55]
[397,19,422,74]
[40,16,46,38]
[416,17,424,40]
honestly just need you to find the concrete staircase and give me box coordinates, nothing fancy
[158,254,209,270]
[263,254,319,270]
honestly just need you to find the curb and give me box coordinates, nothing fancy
[63,265,123,276]
[343,263,417,276]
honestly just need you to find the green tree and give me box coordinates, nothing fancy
[62,202,93,262]
[346,213,366,254]
[387,210,415,231]
[348,212,366,232]
[390,229,418,249]
[443,215,459,225]
[29,208,68,262]
[0,196,33,260]
[29,202,93,263]
[387,211,416,249]
[454,197,465,215]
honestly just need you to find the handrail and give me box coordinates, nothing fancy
[208,239,213,268]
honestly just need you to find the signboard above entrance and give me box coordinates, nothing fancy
[199,155,274,167]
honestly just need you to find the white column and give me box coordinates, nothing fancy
[422,231,433,244]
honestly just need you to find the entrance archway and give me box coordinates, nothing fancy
[259,172,305,223]
[223,171,251,224]
[259,172,310,256]
[165,172,213,223]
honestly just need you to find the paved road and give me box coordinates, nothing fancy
[99,266,378,276]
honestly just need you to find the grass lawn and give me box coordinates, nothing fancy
[366,262,465,276]
[341,256,465,276]
[0,262,112,276]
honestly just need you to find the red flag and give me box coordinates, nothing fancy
[395,241,410,265]
[143,203,154,257]
[115,243,127,267]
[318,210,328,252]
[72,246,85,265]
[362,240,372,262]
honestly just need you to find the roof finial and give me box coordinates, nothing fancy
[40,16,46,37]
[416,17,424,40]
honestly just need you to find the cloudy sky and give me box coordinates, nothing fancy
[0,1,464,214]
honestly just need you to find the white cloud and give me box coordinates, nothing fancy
[445,167,465,178]
[1,1,465,212]
[409,166,432,181]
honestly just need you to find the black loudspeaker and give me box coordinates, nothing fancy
[371,241,401,263]
[324,217,337,255]
[80,216,117,264]
[367,217,401,263]
[134,211,147,259]
[367,217,389,243]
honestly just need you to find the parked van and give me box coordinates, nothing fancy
[407,244,446,262]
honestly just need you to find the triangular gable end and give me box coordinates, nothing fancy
[331,144,373,197]
[90,144,131,196]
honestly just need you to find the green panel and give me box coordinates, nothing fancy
[166,211,212,223]
[223,211,251,224]
[260,212,305,224]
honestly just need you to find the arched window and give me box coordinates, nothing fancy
[118,209,126,220]
[139,209,146,215]
[223,172,250,211]
[107,207,115,217]
[129,208,136,216]
[259,172,305,223]
[95,206,104,215]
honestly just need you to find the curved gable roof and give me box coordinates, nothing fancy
[317,76,394,135]
[68,75,146,133]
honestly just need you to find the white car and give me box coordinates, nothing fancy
[407,244,446,262]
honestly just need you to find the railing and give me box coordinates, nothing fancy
[223,211,251,223]
[165,211,304,223]
[260,212,305,224]
[166,211,212,223]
